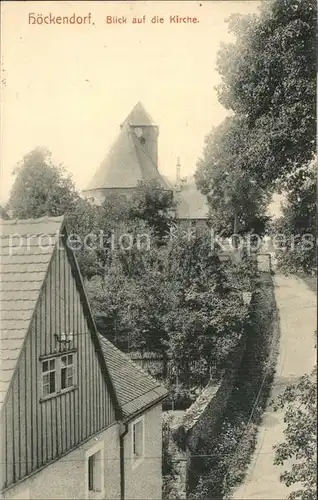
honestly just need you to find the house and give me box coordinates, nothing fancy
[82,102,172,205]
[0,216,168,500]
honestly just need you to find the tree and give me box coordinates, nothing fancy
[8,147,79,218]
[216,0,316,187]
[101,192,131,225]
[128,179,175,239]
[85,220,170,354]
[272,364,317,500]
[196,0,316,241]
[195,117,271,236]
[273,160,316,274]
[66,197,101,279]
[85,220,252,384]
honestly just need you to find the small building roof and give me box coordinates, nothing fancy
[84,102,170,191]
[176,177,210,220]
[98,335,168,420]
[0,215,168,417]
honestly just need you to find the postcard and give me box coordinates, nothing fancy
[1,1,316,499]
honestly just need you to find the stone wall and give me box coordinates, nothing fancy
[177,272,277,498]
[180,333,247,454]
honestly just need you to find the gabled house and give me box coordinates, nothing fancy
[0,216,168,500]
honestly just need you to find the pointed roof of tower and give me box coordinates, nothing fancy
[84,103,170,191]
[123,101,156,127]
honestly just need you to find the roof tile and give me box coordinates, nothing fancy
[0,216,62,408]
[98,334,168,419]
[0,281,43,292]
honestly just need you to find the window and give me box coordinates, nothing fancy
[132,416,144,467]
[41,352,76,399]
[61,354,74,390]
[88,452,101,492]
[42,359,56,396]
[85,443,104,499]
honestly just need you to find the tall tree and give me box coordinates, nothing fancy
[196,0,316,242]
[216,0,316,187]
[8,147,79,218]
[195,117,271,235]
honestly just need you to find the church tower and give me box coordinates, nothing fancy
[124,101,159,171]
[83,102,170,204]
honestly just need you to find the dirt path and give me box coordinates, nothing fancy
[232,274,316,500]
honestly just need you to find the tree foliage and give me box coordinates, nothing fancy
[7,147,79,218]
[273,363,317,500]
[196,0,316,247]
[216,0,316,187]
[273,160,316,274]
[85,222,252,386]
[195,117,271,235]
[128,179,175,239]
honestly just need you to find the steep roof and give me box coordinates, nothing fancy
[98,335,168,420]
[176,176,210,220]
[84,103,170,191]
[0,216,63,406]
[0,215,168,417]
[123,101,156,127]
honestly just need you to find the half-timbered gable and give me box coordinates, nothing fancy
[0,217,119,492]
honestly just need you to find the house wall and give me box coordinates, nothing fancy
[3,404,164,500]
[2,424,120,500]
[124,404,162,500]
[1,242,116,490]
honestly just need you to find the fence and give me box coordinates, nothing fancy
[127,352,168,378]
[127,352,210,387]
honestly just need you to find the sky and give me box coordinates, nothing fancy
[1,0,262,203]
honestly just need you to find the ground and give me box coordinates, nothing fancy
[232,274,317,500]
